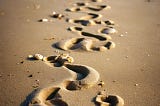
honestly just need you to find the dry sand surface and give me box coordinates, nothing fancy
[0,0,160,106]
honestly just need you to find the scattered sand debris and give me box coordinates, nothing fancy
[35,79,40,85]
[98,27,117,34]
[98,81,105,87]
[35,79,39,82]
[0,74,2,77]
[16,61,24,65]
[30,54,44,60]
[55,50,60,54]
[28,74,33,78]
[28,55,34,59]
[119,34,124,37]
[39,18,48,22]
[135,84,139,86]
[52,11,64,19]
[20,61,24,64]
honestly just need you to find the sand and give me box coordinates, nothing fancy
[0,0,160,106]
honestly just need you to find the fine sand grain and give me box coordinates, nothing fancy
[0,0,160,106]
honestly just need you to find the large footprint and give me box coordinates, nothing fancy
[28,54,100,106]
[54,37,116,52]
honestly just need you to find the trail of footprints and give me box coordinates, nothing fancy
[28,53,124,106]
[52,1,117,52]
[26,0,124,106]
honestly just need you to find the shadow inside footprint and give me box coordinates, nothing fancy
[67,26,83,31]
[81,32,107,41]
[86,5,107,11]
[63,64,90,90]
[80,13,101,20]
[46,88,61,100]
[46,88,68,106]
[65,64,89,80]
[104,95,119,106]
[73,20,91,26]
[50,99,68,106]
[70,38,85,50]
[20,90,37,106]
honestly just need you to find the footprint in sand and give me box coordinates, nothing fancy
[27,54,124,106]
[68,26,114,39]
[54,37,115,52]
[66,4,110,12]
[66,18,114,26]
[27,54,100,106]
[95,90,124,106]
[54,26,115,52]
[27,0,124,105]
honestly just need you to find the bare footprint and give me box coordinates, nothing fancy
[55,37,93,51]
[66,13,102,22]
[95,91,124,106]
[68,26,111,41]
[63,64,100,90]
[54,37,115,52]
[66,5,110,12]
[80,13,102,20]
[66,19,97,26]
[86,5,111,11]
[29,87,68,106]
[27,54,100,105]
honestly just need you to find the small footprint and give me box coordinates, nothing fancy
[66,4,110,12]
[95,90,124,106]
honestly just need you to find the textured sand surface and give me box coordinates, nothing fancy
[0,0,160,106]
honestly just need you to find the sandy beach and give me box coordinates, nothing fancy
[0,0,160,106]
